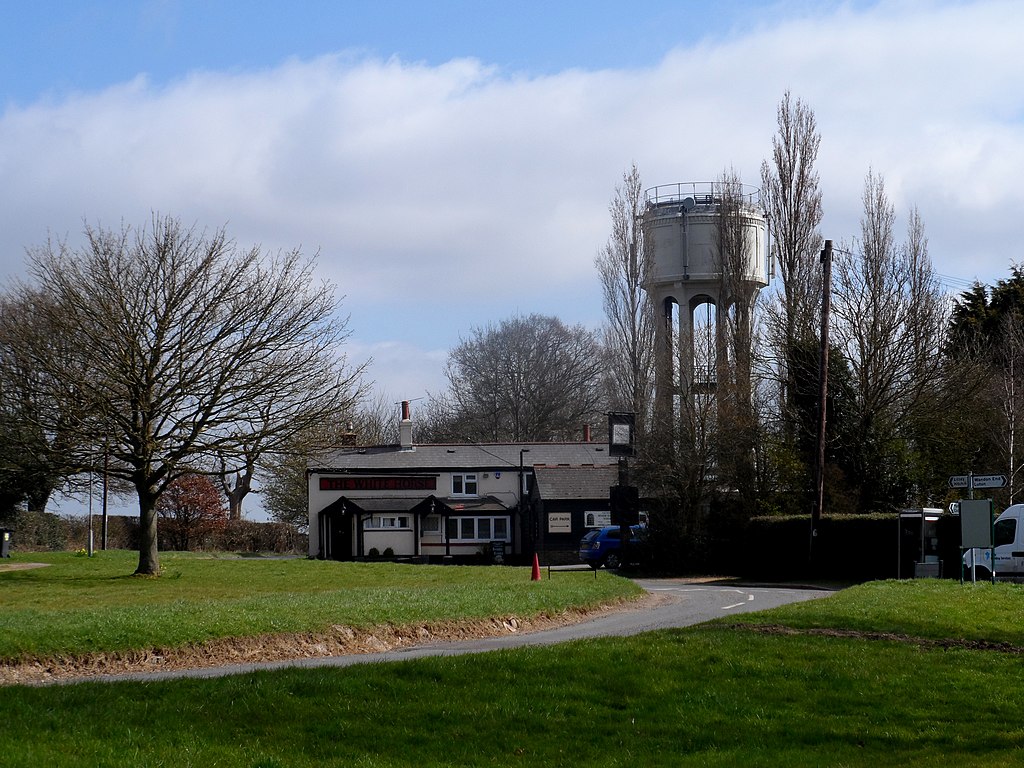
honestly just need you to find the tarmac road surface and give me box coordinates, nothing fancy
[73,578,834,685]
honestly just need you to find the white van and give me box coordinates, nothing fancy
[964,503,1024,580]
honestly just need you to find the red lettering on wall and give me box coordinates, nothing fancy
[319,476,437,492]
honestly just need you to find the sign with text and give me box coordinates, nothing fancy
[547,513,572,533]
[319,476,437,492]
[949,474,1006,489]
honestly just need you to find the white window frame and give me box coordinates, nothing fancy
[452,473,479,496]
[444,516,511,542]
[364,515,410,530]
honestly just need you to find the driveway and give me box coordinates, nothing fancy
[78,578,834,684]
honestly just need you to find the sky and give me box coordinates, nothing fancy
[2,0,1021,516]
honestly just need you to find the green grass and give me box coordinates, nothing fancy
[1,627,1022,766]
[734,577,1024,643]
[0,550,640,660]
[4,560,1024,766]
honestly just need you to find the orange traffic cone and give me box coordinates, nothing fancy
[531,553,541,581]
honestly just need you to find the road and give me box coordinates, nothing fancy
[79,579,834,685]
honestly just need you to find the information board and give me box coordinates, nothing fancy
[960,499,993,549]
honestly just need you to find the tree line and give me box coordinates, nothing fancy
[415,92,1024,570]
[2,93,1019,575]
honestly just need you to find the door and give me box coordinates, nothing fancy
[325,512,354,561]
[993,514,1020,575]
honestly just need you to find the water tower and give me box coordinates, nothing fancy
[642,181,769,420]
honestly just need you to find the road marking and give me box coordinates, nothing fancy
[722,595,755,610]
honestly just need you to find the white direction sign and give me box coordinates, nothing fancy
[948,474,1007,489]
[973,474,1007,489]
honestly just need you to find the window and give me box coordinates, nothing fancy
[364,516,410,529]
[995,518,1017,547]
[422,517,440,533]
[444,516,511,542]
[452,473,478,496]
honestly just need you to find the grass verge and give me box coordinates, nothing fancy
[0,550,640,660]
[1,622,1022,766]
[4,565,1024,766]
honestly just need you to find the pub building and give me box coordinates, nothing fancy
[307,401,618,564]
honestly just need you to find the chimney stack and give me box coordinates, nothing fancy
[583,424,591,443]
[400,400,414,450]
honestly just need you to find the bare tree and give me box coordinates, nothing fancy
[0,293,96,516]
[260,391,399,529]
[984,311,1024,504]
[595,163,656,433]
[443,313,603,442]
[760,91,824,447]
[831,171,948,508]
[8,215,364,575]
[714,169,761,508]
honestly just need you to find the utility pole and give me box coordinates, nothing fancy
[811,239,832,564]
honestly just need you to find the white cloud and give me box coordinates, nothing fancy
[1,0,1022,400]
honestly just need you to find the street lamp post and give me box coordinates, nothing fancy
[519,449,531,559]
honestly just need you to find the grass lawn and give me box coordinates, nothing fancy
[0,550,641,660]
[3,557,1024,766]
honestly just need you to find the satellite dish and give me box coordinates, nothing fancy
[682,197,696,211]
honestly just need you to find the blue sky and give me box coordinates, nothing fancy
[1,1,833,105]
[2,0,1020,414]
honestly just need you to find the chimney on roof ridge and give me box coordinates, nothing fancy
[583,424,591,442]
[340,420,358,447]
[400,400,414,451]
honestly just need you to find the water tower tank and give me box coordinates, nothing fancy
[644,182,768,290]
[642,181,769,408]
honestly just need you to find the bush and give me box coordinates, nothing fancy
[0,512,304,555]
[740,513,903,582]
[3,510,68,551]
[211,520,307,554]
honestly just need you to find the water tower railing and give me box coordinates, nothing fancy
[645,181,761,208]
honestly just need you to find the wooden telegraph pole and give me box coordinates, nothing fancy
[811,240,833,564]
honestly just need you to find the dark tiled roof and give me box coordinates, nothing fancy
[310,442,615,473]
[533,465,619,500]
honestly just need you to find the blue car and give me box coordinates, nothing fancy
[578,525,644,570]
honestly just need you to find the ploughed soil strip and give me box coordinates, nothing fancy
[1,593,659,686]
[729,622,1024,655]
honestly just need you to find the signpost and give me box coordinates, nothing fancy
[948,473,1006,498]
[971,475,1007,489]
[948,472,1001,584]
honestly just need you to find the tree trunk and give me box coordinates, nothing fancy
[135,488,161,576]
[26,484,53,515]
[226,469,252,521]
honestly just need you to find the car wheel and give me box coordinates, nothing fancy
[604,552,621,570]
